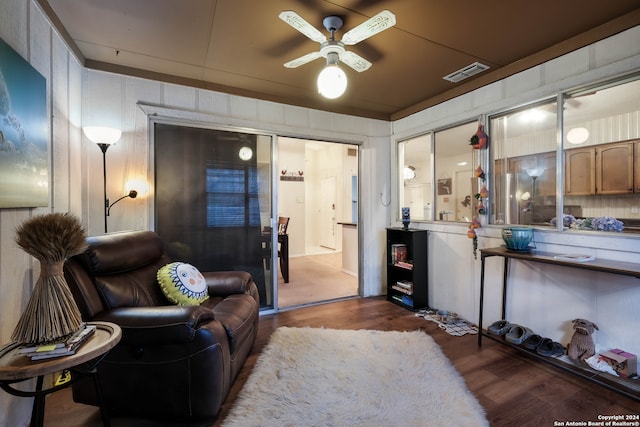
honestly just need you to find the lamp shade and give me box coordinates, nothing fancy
[317,65,347,99]
[82,126,122,145]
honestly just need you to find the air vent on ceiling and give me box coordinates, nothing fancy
[443,62,490,83]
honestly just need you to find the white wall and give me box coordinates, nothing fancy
[393,26,640,357]
[0,1,84,425]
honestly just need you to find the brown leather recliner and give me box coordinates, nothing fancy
[63,230,259,419]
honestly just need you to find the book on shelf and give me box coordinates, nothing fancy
[395,280,413,289]
[390,244,407,264]
[392,285,413,295]
[394,260,413,270]
[19,323,96,361]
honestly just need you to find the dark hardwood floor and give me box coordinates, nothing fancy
[44,297,639,426]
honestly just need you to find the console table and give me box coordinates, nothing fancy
[0,321,122,427]
[477,246,640,401]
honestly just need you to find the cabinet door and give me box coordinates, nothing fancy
[565,148,595,195]
[596,142,633,194]
[635,141,640,193]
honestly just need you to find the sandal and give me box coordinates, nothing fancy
[536,338,565,357]
[522,334,543,351]
[505,325,534,345]
[487,320,511,336]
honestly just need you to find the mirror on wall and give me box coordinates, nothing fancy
[398,133,432,221]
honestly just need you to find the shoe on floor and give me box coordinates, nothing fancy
[505,325,534,345]
[522,334,543,350]
[487,320,511,335]
[536,338,566,357]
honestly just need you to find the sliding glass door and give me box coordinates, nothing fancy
[154,122,275,309]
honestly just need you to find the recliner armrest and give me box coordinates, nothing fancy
[93,305,216,344]
[204,271,253,296]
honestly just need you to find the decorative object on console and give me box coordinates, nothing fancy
[501,227,534,251]
[401,207,410,229]
[11,213,86,344]
[567,318,599,361]
[550,213,577,228]
[157,262,209,306]
[555,216,625,232]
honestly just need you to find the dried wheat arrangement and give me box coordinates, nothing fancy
[11,212,87,345]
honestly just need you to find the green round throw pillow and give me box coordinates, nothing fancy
[157,262,209,305]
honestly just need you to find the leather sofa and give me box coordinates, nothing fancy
[63,230,259,419]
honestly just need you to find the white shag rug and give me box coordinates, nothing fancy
[222,327,488,427]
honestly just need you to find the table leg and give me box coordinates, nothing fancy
[280,235,289,283]
[92,372,111,427]
[478,254,487,346]
[501,258,509,320]
[31,375,46,427]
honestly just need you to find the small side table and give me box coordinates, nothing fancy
[0,321,121,427]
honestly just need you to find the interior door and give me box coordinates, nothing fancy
[320,176,337,249]
[154,122,275,310]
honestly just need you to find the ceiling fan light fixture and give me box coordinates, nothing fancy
[318,60,347,99]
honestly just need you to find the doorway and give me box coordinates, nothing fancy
[277,137,359,308]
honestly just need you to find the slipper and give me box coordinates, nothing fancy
[536,338,565,357]
[505,325,534,345]
[487,320,511,336]
[522,334,543,351]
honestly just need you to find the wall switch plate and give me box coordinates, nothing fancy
[632,206,639,214]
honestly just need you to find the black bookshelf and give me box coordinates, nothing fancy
[386,228,428,310]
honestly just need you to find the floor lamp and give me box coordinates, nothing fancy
[526,167,544,224]
[82,126,125,233]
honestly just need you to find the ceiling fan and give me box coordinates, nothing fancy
[278,9,396,73]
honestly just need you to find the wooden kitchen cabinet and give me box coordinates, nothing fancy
[634,141,640,192]
[565,140,636,195]
[596,141,634,195]
[565,147,595,195]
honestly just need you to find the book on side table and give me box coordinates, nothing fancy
[18,323,97,361]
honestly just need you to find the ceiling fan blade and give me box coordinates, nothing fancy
[341,10,396,46]
[284,51,322,68]
[279,11,326,44]
[340,51,372,72]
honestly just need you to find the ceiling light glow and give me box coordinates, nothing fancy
[317,64,347,99]
[566,127,589,144]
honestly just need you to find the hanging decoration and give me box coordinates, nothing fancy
[473,166,488,215]
[469,123,488,149]
[468,121,489,259]
[467,219,481,259]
